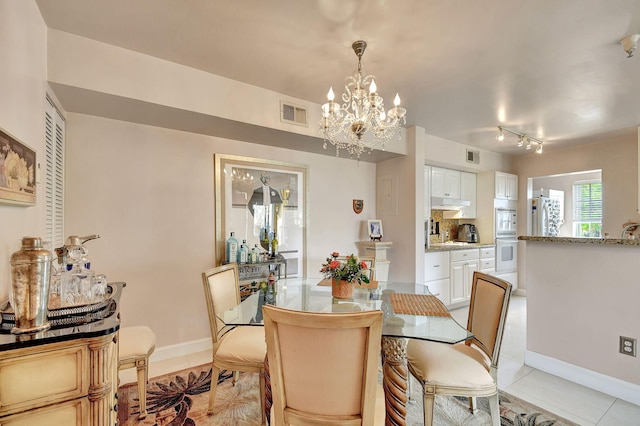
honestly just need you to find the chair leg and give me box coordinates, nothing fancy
[423,390,435,426]
[259,368,266,425]
[136,360,148,419]
[208,366,221,415]
[468,396,479,414]
[489,392,500,426]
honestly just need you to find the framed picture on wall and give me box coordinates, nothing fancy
[368,219,383,240]
[0,127,36,206]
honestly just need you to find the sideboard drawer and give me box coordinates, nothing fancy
[0,397,88,426]
[0,343,88,416]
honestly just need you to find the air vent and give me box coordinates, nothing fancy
[280,101,308,127]
[466,149,480,164]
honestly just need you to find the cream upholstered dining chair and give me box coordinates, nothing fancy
[201,264,267,424]
[118,326,156,419]
[262,305,385,426]
[406,271,512,426]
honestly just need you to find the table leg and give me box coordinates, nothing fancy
[264,356,271,425]
[381,336,408,426]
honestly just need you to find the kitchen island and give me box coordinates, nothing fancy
[518,236,640,405]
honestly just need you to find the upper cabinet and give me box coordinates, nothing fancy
[495,172,518,200]
[431,167,461,198]
[459,172,476,218]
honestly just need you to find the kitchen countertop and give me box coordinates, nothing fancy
[519,235,640,246]
[426,242,495,252]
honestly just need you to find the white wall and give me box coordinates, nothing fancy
[524,240,640,404]
[0,1,48,299]
[64,113,377,347]
[514,136,639,239]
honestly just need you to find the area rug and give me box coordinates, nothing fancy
[118,364,580,425]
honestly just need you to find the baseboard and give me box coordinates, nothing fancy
[513,288,526,296]
[525,350,640,406]
[149,338,212,362]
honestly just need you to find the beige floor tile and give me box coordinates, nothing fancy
[597,399,640,426]
[497,356,534,389]
[505,369,615,424]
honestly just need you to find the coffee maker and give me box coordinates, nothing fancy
[457,223,479,243]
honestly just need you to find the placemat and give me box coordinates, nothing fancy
[317,279,379,289]
[390,293,451,317]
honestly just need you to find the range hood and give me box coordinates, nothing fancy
[430,196,471,210]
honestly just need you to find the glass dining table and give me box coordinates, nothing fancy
[218,278,473,426]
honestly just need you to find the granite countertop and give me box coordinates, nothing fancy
[518,236,640,247]
[426,242,495,252]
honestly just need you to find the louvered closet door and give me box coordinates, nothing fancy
[45,96,65,250]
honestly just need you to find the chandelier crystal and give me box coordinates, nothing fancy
[320,41,406,160]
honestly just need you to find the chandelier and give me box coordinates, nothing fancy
[496,126,544,154]
[320,41,406,160]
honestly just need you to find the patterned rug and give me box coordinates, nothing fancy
[118,364,580,425]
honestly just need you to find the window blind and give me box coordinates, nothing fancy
[573,181,602,222]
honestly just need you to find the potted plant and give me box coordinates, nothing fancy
[320,252,370,299]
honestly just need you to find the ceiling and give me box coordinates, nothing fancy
[36,0,640,156]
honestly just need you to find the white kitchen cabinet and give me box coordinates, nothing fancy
[495,172,518,200]
[424,251,450,305]
[431,167,460,199]
[424,166,431,219]
[449,249,479,305]
[479,246,495,275]
[459,172,476,218]
[495,271,518,292]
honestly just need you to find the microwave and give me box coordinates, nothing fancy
[495,208,517,237]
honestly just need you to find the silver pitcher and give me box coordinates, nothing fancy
[10,237,53,334]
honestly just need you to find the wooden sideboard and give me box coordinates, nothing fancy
[0,282,125,425]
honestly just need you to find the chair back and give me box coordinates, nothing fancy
[263,305,382,426]
[466,272,512,367]
[202,264,241,344]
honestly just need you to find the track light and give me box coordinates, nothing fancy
[496,126,545,154]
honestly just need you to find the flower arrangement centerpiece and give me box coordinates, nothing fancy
[320,252,369,298]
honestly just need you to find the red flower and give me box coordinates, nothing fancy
[360,261,368,269]
[331,252,339,258]
[329,260,340,269]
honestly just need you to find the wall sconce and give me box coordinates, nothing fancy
[497,126,544,154]
[620,34,640,58]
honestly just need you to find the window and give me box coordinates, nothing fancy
[572,180,602,238]
[45,96,65,249]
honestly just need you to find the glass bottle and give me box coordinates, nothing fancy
[239,239,249,264]
[226,232,239,264]
[251,244,260,263]
[270,232,278,257]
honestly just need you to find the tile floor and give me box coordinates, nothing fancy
[120,295,640,425]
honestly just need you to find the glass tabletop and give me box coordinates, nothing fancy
[219,278,473,344]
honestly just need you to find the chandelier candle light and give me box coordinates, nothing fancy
[320,41,406,160]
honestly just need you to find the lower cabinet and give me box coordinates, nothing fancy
[0,332,118,425]
[450,249,479,305]
[424,251,451,306]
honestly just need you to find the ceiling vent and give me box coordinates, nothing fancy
[280,101,308,127]
[466,149,480,164]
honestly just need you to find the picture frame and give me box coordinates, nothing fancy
[214,154,308,276]
[368,219,383,240]
[0,127,36,206]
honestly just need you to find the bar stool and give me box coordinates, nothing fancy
[118,326,156,419]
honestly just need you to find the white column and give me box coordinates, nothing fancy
[358,241,393,282]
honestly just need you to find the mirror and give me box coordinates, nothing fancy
[214,154,307,277]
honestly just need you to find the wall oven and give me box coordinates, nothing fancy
[495,208,517,273]
[495,237,517,273]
